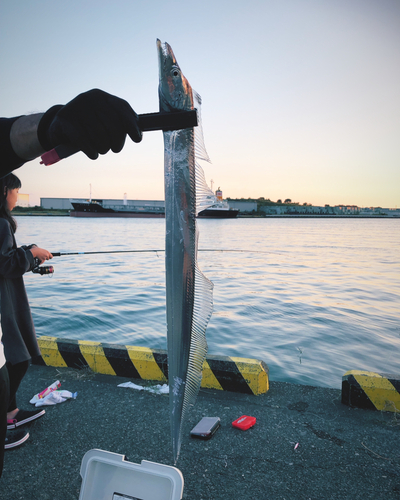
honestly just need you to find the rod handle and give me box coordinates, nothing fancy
[40,109,198,165]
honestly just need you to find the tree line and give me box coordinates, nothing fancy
[226,197,311,207]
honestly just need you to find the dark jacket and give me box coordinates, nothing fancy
[0,218,40,364]
[0,117,25,177]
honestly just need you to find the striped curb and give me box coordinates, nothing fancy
[34,336,269,396]
[342,370,400,412]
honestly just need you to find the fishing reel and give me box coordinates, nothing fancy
[32,258,54,276]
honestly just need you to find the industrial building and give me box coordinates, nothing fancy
[41,198,165,210]
[17,193,30,207]
[227,200,257,212]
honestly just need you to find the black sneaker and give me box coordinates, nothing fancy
[4,429,29,449]
[7,409,46,429]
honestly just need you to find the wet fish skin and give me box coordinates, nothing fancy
[157,41,193,112]
[157,39,212,464]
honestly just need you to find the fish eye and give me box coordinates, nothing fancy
[171,67,180,77]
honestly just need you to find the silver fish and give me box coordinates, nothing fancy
[157,39,214,464]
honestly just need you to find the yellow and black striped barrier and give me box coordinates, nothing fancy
[342,370,400,412]
[34,336,269,396]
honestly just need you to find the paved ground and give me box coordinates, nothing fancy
[1,364,399,500]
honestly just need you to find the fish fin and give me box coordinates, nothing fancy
[195,160,217,214]
[182,91,213,418]
[193,90,217,214]
[171,267,213,465]
[179,264,213,434]
[173,222,214,464]
[193,91,211,163]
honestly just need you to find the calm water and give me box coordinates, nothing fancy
[15,216,400,389]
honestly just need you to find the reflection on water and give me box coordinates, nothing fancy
[16,216,400,388]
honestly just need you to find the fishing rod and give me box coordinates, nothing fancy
[40,109,198,165]
[31,248,273,275]
[50,249,271,257]
[51,249,164,257]
[31,249,164,275]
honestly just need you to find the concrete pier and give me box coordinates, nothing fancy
[2,364,399,499]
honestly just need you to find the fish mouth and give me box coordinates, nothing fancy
[156,38,166,58]
[157,39,179,78]
[157,39,176,62]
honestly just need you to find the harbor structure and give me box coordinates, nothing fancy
[39,198,399,217]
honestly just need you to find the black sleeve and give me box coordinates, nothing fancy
[0,117,26,178]
[0,219,34,278]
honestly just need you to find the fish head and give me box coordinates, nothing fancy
[157,39,193,112]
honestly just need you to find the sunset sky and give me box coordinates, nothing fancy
[1,0,399,207]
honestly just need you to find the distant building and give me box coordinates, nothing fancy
[260,205,356,215]
[41,198,75,210]
[17,193,29,207]
[260,204,399,216]
[227,200,257,213]
[360,207,400,216]
[41,198,164,210]
[335,205,359,215]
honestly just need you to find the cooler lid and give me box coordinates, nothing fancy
[79,449,184,500]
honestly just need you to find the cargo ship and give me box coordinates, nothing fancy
[70,199,165,218]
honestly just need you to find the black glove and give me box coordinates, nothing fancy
[37,89,142,160]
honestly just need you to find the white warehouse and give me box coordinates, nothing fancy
[40,198,165,210]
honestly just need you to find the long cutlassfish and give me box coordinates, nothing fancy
[157,39,215,464]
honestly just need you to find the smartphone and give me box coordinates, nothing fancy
[190,417,221,440]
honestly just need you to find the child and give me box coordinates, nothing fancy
[0,173,52,459]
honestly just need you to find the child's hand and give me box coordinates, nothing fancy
[30,247,53,265]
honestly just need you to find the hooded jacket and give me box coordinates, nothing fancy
[0,218,40,364]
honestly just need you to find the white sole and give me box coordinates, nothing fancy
[7,409,46,429]
[4,432,30,449]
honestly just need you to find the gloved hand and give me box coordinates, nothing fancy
[37,89,142,159]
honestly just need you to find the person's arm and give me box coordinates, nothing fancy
[0,116,34,176]
[0,220,51,278]
[0,220,34,277]
[0,89,142,177]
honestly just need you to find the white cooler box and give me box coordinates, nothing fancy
[79,449,184,500]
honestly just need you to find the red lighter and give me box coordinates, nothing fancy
[232,415,256,430]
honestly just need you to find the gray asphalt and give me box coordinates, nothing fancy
[1,364,399,500]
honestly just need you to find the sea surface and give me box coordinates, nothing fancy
[15,216,400,389]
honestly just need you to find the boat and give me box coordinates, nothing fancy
[197,188,239,219]
[197,200,239,218]
[70,199,165,218]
